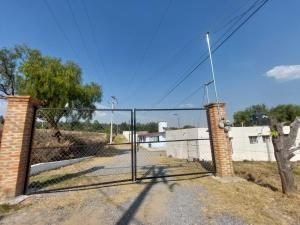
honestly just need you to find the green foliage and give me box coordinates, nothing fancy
[17,48,102,109]
[233,104,268,126]
[269,104,300,124]
[233,104,300,126]
[0,45,27,96]
[270,128,279,138]
[15,47,102,127]
[1,45,102,128]
[182,125,196,129]
[136,122,158,133]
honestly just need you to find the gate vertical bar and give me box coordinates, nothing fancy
[133,109,137,181]
[130,109,135,182]
[23,106,37,194]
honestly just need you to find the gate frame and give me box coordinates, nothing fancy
[0,96,233,200]
[132,107,215,181]
[25,107,135,194]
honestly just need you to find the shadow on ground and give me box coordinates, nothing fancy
[28,166,104,192]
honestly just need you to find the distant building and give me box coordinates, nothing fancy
[165,126,300,161]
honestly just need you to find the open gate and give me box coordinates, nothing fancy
[26,107,214,194]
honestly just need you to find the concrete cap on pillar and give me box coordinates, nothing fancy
[204,102,225,109]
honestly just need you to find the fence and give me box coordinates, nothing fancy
[27,107,134,193]
[0,97,233,199]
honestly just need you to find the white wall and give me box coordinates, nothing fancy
[166,128,211,161]
[165,126,300,162]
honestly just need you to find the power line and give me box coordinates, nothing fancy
[81,0,107,83]
[66,0,90,56]
[126,0,260,103]
[66,0,103,79]
[127,0,173,89]
[43,0,79,58]
[177,85,203,107]
[153,0,269,106]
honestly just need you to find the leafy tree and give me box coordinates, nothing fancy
[0,45,28,96]
[182,125,195,129]
[233,104,269,126]
[14,47,102,136]
[269,104,300,124]
[136,122,158,133]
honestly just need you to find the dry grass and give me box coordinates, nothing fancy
[195,161,300,225]
[234,161,300,193]
[113,135,128,144]
[29,147,131,191]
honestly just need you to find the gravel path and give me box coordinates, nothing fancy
[1,147,246,225]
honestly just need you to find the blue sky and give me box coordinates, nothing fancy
[0,0,300,120]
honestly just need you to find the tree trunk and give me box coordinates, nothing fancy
[271,117,300,194]
[272,137,297,194]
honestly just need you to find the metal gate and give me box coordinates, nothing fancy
[132,108,215,181]
[26,107,134,194]
[26,107,214,193]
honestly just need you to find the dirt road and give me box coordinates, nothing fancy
[0,146,245,225]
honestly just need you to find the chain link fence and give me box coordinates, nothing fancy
[27,108,133,193]
[134,108,215,180]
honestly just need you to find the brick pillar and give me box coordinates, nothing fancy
[0,96,39,199]
[206,102,234,177]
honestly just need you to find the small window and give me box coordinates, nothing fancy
[249,136,258,144]
[262,135,270,143]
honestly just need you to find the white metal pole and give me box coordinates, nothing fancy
[205,84,209,104]
[109,100,114,144]
[206,32,221,118]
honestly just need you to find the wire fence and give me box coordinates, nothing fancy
[27,108,133,194]
[134,108,215,180]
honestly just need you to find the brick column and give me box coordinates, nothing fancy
[0,96,39,199]
[206,102,234,177]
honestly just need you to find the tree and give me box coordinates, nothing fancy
[270,117,300,194]
[0,45,27,96]
[269,104,300,124]
[182,125,195,129]
[233,104,269,126]
[16,47,102,137]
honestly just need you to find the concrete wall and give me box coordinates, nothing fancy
[230,126,300,161]
[30,157,91,175]
[166,128,201,160]
[165,126,300,161]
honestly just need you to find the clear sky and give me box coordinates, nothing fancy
[0,0,300,120]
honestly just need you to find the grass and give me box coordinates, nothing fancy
[113,135,128,144]
[0,204,21,216]
[234,161,300,193]
[195,161,300,225]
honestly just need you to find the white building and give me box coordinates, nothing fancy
[165,126,300,161]
[122,121,168,149]
[138,132,166,149]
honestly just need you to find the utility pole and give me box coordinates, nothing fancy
[204,80,214,105]
[206,32,221,118]
[110,96,118,144]
[173,113,180,128]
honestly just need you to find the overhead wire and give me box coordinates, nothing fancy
[153,0,269,107]
[43,0,79,58]
[81,0,107,83]
[126,0,258,103]
[66,0,103,81]
[124,0,173,101]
